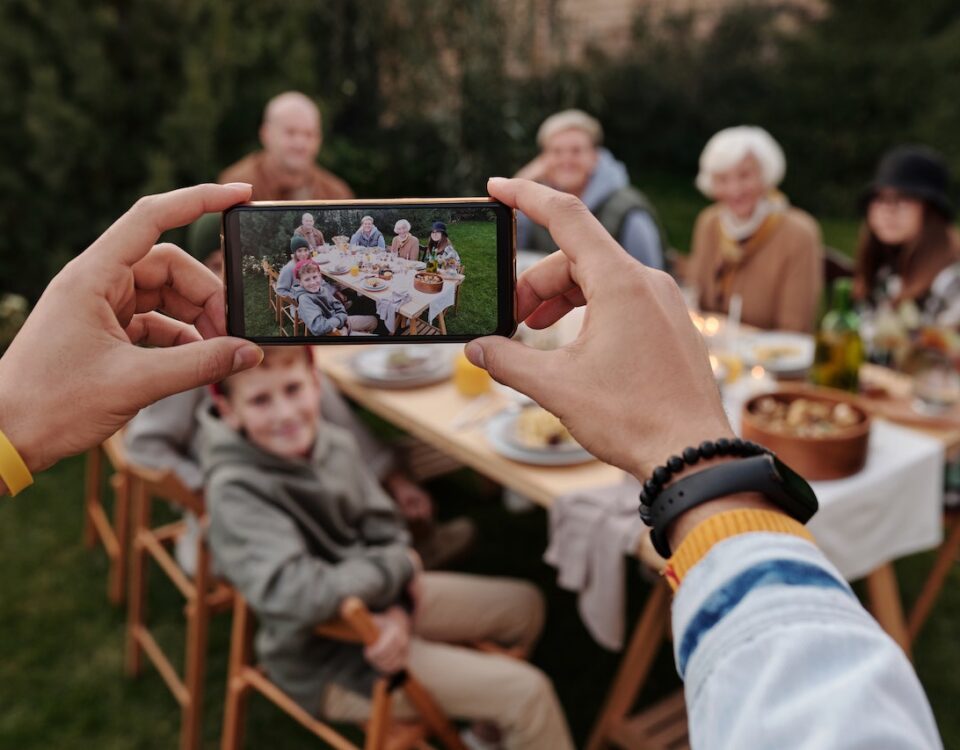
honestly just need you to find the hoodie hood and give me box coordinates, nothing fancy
[580,148,631,212]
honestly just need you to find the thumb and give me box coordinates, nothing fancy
[135,337,263,406]
[465,336,556,403]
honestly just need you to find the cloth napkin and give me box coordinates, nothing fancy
[428,281,457,324]
[544,475,646,650]
[375,291,412,333]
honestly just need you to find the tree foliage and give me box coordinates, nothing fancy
[2,0,958,301]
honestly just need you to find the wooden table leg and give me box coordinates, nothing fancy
[586,581,672,750]
[865,562,912,660]
[908,512,960,642]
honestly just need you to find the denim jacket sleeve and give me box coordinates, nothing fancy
[673,533,942,749]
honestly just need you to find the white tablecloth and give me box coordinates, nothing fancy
[807,420,944,580]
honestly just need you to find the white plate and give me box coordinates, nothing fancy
[329,267,350,275]
[360,276,390,292]
[485,411,594,466]
[741,331,815,374]
[351,346,453,387]
[313,257,331,265]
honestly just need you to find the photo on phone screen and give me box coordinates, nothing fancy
[223,200,516,343]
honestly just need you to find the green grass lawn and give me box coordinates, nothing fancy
[242,221,498,338]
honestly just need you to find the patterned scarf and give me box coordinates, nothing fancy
[712,192,788,310]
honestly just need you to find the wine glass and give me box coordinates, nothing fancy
[911,349,960,415]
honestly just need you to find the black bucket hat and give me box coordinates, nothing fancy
[859,145,955,220]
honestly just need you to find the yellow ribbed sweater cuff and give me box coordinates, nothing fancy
[663,509,814,591]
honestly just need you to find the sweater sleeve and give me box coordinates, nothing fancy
[275,261,295,298]
[319,378,396,480]
[775,217,823,333]
[619,210,664,269]
[208,479,414,626]
[674,533,941,749]
[123,389,205,490]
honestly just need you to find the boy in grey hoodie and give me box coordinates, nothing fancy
[202,348,574,750]
[294,259,378,336]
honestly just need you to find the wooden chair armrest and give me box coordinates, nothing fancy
[313,597,381,644]
[339,596,381,645]
[125,462,205,515]
[314,620,365,643]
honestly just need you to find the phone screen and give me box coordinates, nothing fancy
[223,200,516,343]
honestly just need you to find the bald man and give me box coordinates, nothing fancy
[219,91,354,200]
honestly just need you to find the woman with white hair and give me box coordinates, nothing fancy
[388,218,420,260]
[687,126,823,332]
[350,215,386,249]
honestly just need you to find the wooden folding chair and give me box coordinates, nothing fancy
[222,594,468,750]
[261,259,279,317]
[278,294,303,336]
[125,463,234,750]
[83,431,131,605]
[908,507,960,642]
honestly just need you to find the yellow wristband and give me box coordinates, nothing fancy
[663,508,814,591]
[0,427,33,496]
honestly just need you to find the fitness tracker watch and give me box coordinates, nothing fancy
[644,453,818,558]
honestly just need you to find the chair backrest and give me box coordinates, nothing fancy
[262,258,278,280]
[125,461,205,517]
[101,430,129,472]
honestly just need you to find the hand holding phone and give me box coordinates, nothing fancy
[223,199,516,343]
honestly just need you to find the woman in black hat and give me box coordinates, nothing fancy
[854,145,959,307]
[427,221,461,270]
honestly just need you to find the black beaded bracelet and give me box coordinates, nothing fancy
[638,438,770,526]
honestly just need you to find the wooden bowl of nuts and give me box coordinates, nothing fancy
[414,271,444,294]
[741,387,871,480]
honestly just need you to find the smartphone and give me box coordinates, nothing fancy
[223,198,516,343]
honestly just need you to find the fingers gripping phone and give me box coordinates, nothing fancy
[223,198,517,343]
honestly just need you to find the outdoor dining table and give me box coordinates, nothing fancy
[312,338,954,749]
[312,247,463,334]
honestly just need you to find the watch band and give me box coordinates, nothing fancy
[0,427,33,497]
[648,454,818,557]
[663,508,815,591]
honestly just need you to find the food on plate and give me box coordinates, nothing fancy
[363,276,386,290]
[753,344,803,364]
[750,396,863,438]
[385,347,431,374]
[514,406,578,449]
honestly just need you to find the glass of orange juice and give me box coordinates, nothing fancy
[350,264,360,277]
[454,351,492,397]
